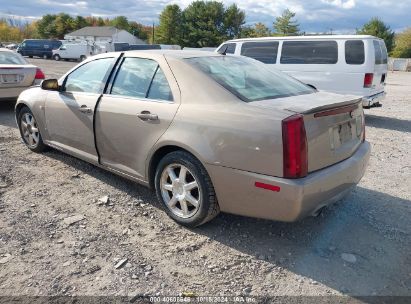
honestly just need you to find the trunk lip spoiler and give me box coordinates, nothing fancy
[313,103,359,118]
[284,98,362,115]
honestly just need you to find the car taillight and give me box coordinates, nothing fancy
[282,114,308,179]
[35,68,45,79]
[364,73,373,88]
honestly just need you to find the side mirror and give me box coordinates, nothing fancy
[41,79,59,91]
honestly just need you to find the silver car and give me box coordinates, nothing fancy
[0,48,45,100]
[15,51,370,226]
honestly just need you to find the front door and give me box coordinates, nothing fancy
[45,57,117,163]
[95,56,180,180]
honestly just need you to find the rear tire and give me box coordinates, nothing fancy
[154,151,219,227]
[53,54,60,61]
[80,55,86,61]
[18,107,48,153]
[42,53,48,59]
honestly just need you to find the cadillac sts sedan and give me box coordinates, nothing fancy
[15,51,371,227]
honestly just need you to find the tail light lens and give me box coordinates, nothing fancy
[282,114,308,179]
[35,68,45,80]
[364,73,373,88]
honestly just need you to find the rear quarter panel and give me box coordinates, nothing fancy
[148,57,291,178]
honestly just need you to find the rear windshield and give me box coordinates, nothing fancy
[0,51,27,65]
[345,40,365,65]
[280,41,338,64]
[240,41,279,64]
[374,40,388,64]
[185,56,314,102]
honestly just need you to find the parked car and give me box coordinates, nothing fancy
[0,48,45,101]
[216,35,388,108]
[17,39,62,59]
[52,43,92,61]
[15,51,370,226]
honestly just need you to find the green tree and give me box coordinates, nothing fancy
[129,21,149,41]
[223,3,245,39]
[72,16,89,30]
[357,17,395,52]
[110,16,129,31]
[391,28,411,58]
[54,13,74,39]
[36,14,58,38]
[182,0,225,47]
[273,9,299,35]
[156,4,183,45]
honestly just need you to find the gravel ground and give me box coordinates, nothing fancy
[0,59,410,300]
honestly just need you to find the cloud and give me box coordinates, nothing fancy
[0,0,410,33]
[321,0,356,9]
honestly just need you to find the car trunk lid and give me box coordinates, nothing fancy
[0,64,37,88]
[251,91,364,174]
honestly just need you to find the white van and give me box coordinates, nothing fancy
[52,44,92,62]
[216,35,388,108]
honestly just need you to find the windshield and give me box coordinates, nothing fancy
[185,55,314,102]
[0,51,27,65]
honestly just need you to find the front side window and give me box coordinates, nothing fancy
[241,41,279,64]
[281,41,338,64]
[64,58,115,94]
[186,56,313,102]
[345,40,365,65]
[111,57,173,101]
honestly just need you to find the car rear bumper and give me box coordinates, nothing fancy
[206,141,371,222]
[362,91,386,107]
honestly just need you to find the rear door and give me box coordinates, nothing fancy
[45,56,118,163]
[95,55,180,180]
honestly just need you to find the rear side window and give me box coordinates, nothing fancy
[380,40,388,64]
[217,43,236,54]
[240,41,279,64]
[345,40,365,65]
[111,57,173,101]
[280,41,338,64]
[373,40,388,64]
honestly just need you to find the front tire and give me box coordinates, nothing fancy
[18,107,47,153]
[154,151,219,227]
[53,54,60,61]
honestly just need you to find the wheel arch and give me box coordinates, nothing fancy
[147,144,206,190]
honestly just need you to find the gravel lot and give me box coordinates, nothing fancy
[0,58,410,300]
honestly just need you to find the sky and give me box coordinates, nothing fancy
[1,0,410,33]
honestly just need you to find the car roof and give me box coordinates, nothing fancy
[226,35,380,43]
[126,49,220,59]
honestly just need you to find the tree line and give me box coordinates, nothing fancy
[0,0,410,58]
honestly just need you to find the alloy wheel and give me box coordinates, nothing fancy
[160,164,201,218]
[21,113,39,148]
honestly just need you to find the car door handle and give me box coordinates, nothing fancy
[137,111,158,121]
[78,105,92,114]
